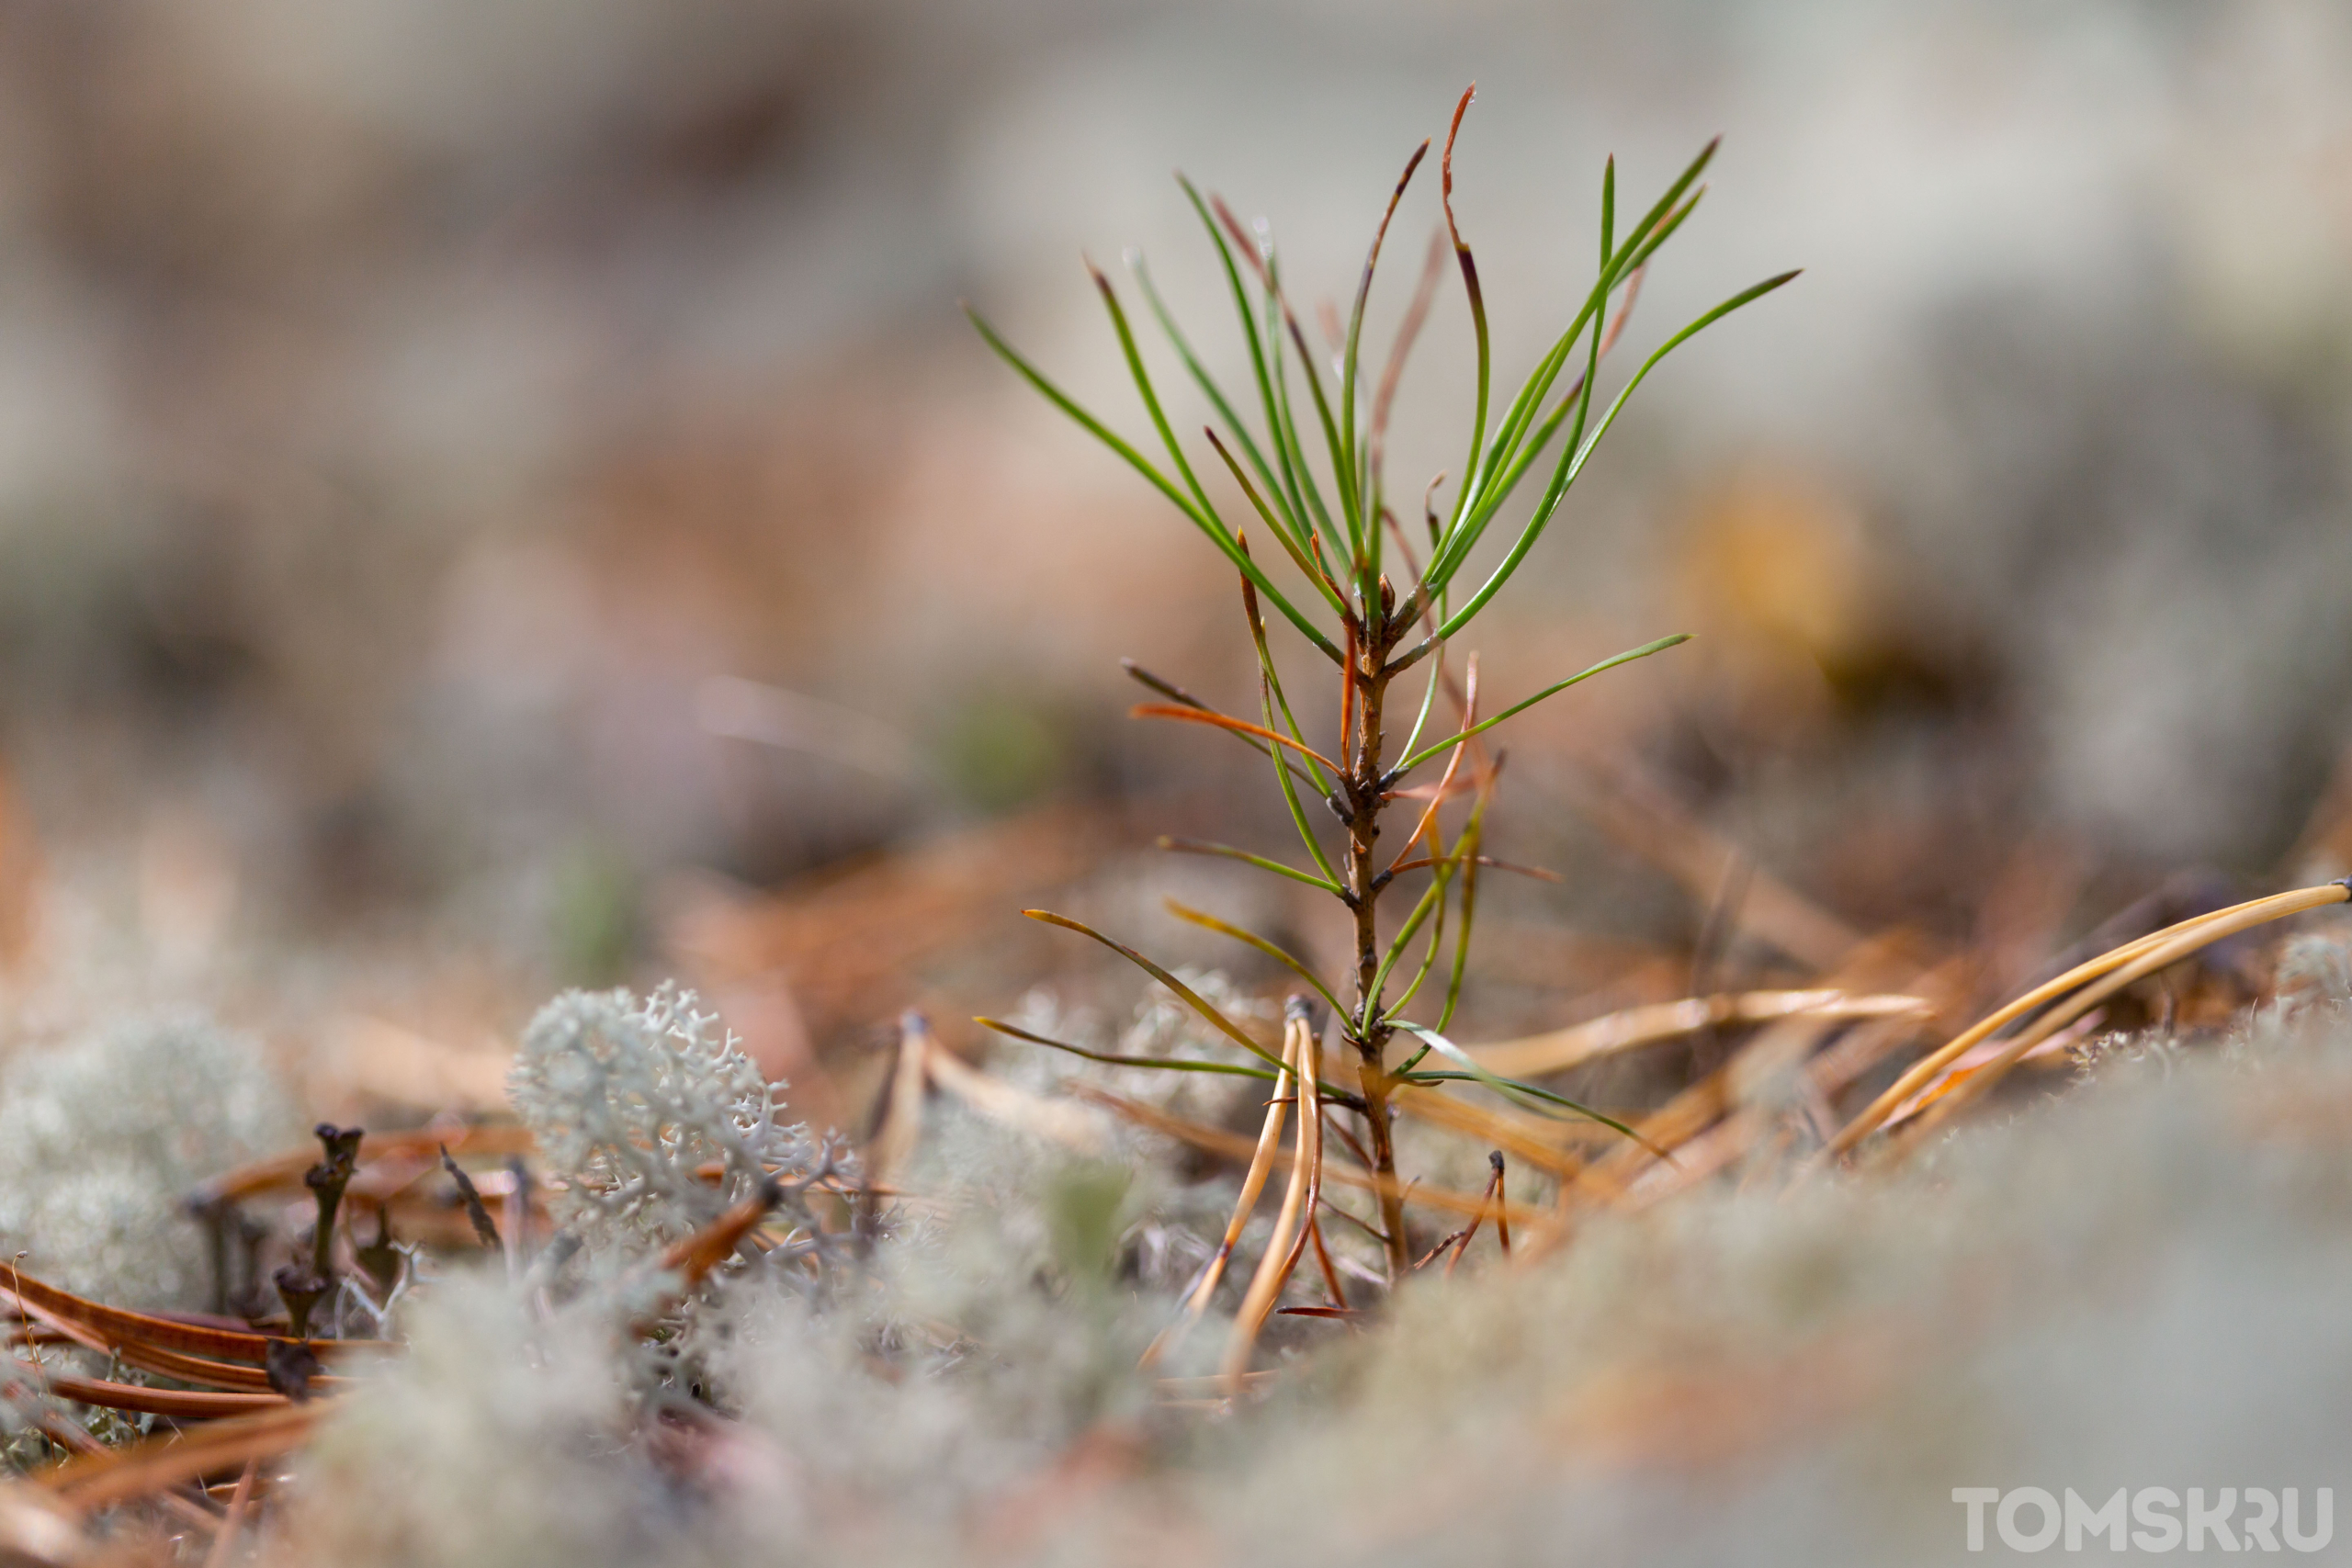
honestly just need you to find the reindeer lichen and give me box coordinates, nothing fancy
[0,1012,295,1312]
[508,984,836,1267]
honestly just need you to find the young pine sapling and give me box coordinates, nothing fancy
[967,87,1794,1285]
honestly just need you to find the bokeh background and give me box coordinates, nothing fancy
[0,0,2347,1111]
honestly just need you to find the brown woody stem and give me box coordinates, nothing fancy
[1344,581,1410,1275]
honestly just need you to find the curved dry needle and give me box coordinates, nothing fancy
[1130,705,1341,774]
[1140,1019,1301,1371]
[1387,653,1478,875]
[1224,1010,1322,1390]
[1122,658,1324,797]
[1830,881,2352,1155]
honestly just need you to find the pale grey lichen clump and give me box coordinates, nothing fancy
[0,1012,296,1312]
[287,1276,690,1568]
[275,981,1203,1568]
[274,978,2352,1567]
[510,983,823,1259]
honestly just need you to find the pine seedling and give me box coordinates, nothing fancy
[967,87,1794,1280]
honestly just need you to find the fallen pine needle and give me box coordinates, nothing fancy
[1468,990,1932,1080]
[1389,1084,1592,1176]
[39,1404,323,1515]
[924,1036,1107,1153]
[23,1371,286,1421]
[1829,881,2351,1156]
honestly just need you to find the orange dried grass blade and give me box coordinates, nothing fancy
[1442,1154,1506,1279]
[1385,778,1479,805]
[1492,1155,1511,1258]
[1803,962,1973,1094]
[1566,938,1940,1213]
[1829,882,2351,1156]
[17,1309,278,1395]
[1223,1015,1320,1389]
[1910,884,2352,1135]
[1880,1010,2102,1131]
[1526,953,1961,1237]
[1306,1213,1350,1309]
[1560,1068,1732,1211]
[133,1340,342,1396]
[1140,1020,1298,1371]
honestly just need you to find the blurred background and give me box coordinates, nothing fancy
[0,0,2347,1114]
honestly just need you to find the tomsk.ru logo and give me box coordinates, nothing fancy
[1952,1487,2333,1553]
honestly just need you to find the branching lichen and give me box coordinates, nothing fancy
[510,984,830,1265]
